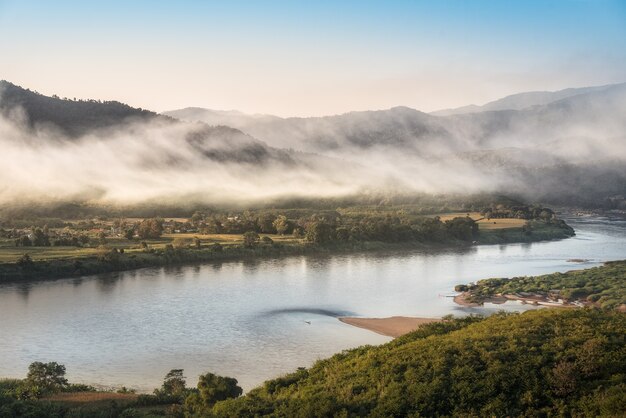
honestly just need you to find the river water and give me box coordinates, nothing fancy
[1,215,625,391]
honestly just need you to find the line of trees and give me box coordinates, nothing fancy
[189,210,479,244]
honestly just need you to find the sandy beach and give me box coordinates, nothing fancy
[339,316,440,337]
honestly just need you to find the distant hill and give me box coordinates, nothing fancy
[0,80,165,137]
[165,107,281,128]
[0,80,377,205]
[164,84,626,205]
[0,80,301,166]
[432,83,621,115]
[165,83,626,159]
[165,106,461,155]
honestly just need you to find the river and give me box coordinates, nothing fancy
[1,215,625,391]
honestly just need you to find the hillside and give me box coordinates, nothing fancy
[165,83,626,159]
[0,80,162,137]
[2,80,626,207]
[167,105,460,155]
[432,83,619,115]
[204,309,625,417]
[164,83,626,205]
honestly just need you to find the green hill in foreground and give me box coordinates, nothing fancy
[207,309,625,417]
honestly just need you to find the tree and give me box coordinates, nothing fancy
[98,230,107,245]
[25,362,68,394]
[15,236,32,246]
[292,227,305,239]
[305,221,334,244]
[96,246,120,263]
[258,213,277,233]
[17,253,34,269]
[137,218,163,239]
[31,228,50,246]
[185,372,242,414]
[272,215,289,235]
[242,231,259,248]
[124,228,135,241]
[160,369,187,398]
[191,211,205,225]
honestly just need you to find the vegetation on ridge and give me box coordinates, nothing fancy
[455,260,626,310]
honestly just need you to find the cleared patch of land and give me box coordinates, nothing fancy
[339,316,441,337]
[436,212,526,230]
[42,391,138,406]
[0,233,303,262]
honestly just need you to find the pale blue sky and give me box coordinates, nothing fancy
[1,0,625,115]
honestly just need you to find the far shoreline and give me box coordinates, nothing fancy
[0,224,575,285]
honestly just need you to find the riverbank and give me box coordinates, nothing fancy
[339,316,441,337]
[0,222,575,284]
[453,260,626,310]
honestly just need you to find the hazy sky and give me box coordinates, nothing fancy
[1,0,625,116]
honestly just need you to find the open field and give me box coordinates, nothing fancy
[0,244,99,262]
[436,212,526,230]
[43,391,138,406]
[0,233,304,263]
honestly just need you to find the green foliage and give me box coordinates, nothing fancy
[305,221,335,244]
[185,373,242,415]
[272,215,289,235]
[208,309,626,417]
[25,362,68,396]
[242,231,259,248]
[137,218,164,239]
[159,369,187,400]
[462,260,626,309]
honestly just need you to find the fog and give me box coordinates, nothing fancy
[1,83,626,209]
[0,112,509,207]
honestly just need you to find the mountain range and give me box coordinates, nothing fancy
[2,79,625,207]
[164,82,626,161]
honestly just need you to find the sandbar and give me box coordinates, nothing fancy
[339,316,440,337]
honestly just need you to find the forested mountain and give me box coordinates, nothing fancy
[0,80,298,166]
[165,82,626,158]
[0,80,162,137]
[166,105,460,154]
[163,83,626,206]
[0,81,374,205]
[2,79,626,207]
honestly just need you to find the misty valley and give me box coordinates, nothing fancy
[1,74,626,415]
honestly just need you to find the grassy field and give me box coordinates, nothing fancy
[436,212,526,230]
[0,244,99,262]
[42,391,138,406]
[0,233,304,263]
